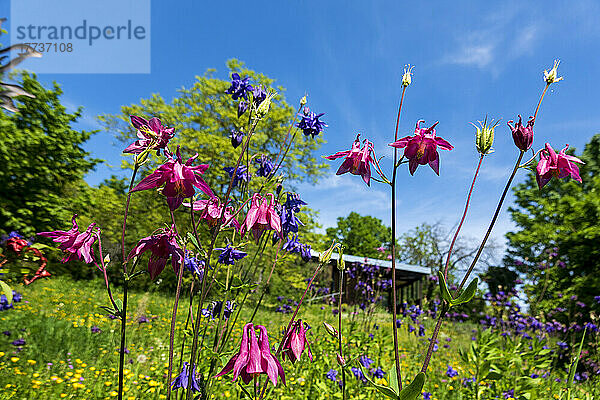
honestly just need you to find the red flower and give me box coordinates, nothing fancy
[281,320,313,364]
[241,193,281,243]
[507,115,534,151]
[182,197,240,231]
[216,323,285,386]
[389,120,453,175]
[131,146,213,211]
[37,215,98,264]
[123,115,175,155]
[127,225,184,280]
[536,143,584,189]
[325,134,375,185]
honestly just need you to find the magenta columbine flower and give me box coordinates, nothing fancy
[536,143,584,189]
[131,146,214,210]
[281,320,313,364]
[389,120,453,175]
[38,215,98,264]
[241,193,282,243]
[325,134,375,186]
[182,197,240,231]
[123,115,175,155]
[216,323,285,386]
[127,225,184,280]
[507,115,534,151]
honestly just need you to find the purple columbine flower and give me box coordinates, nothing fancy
[37,215,98,264]
[171,362,201,392]
[389,120,453,175]
[11,338,25,346]
[127,225,184,280]
[254,155,275,177]
[300,243,312,262]
[237,101,248,118]
[351,367,367,383]
[372,367,385,378]
[359,355,374,368]
[326,369,338,382]
[446,365,459,378]
[423,393,432,400]
[230,129,245,148]
[131,146,214,211]
[223,165,251,188]
[252,85,267,106]
[225,73,253,101]
[184,253,204,279]
[91,326,101,333]
[2,331,11,336]
[123,115,175,155]
[280,193,306,235]
[202,300,236,320]
[594,295,600,304]
[138,316,149,324]
[215,244,247,266]
[507,115,534,151]
[296,107,327,138]
[536,143,584,189]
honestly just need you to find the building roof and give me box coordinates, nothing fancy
[309,248,431,275]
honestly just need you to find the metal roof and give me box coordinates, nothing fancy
[309,249,431,275]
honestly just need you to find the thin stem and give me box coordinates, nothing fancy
[117,280,128,400]
[95,232,119,312]
[338,268,346,400]
[120,164,139,270]
[389,85,406,390]
[443,154,484,280]
[532,84,549,123]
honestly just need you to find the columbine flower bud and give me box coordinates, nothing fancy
[254,90,276,119]
[544,59,563,84]
[319,240,339,264]
[300,94,307,107]
[402,65,414,87]
[336,245,345,271]
[507,115,534,151]
[336,353,346,367]
[323,322,338,338]
[473,116,499,155]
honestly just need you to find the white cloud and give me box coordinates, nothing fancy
[446,44,495,68]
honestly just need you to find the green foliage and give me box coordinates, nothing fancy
[0,72,100,237]
[438,271,478,307]
[326,212,391,258]
[505,134,600,317]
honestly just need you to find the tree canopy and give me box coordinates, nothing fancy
[325,212,391,259]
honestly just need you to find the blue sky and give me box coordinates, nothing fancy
[2,0,600,255]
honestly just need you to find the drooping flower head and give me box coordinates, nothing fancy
[184,252,204,279]
[171,362,201,392]
[279,193,306,235]
[37,215,99,264]
[123,115,176,155]
[182,197,240,231]
[296,107,327,138]
[389,120,453,175]
[241,193,282,243]
[131,146,213,211]
[127,225,184,280]
[254,155,275,177]
[238,101,248,118]
[215,244,247,265]
[252,85,267,106]
[223,165,251,188]
[325,134,375,185]
[225,73,253,101]
[507,115,534,152]
[535,143,584,189]
[216,323,285,386]
[281,320,313,364]
[202,300,237,320]
[230,129,245,148]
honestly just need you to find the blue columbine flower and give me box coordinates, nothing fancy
[280,193,306,235]
[171,362,201,392]
[252,85,267,106]
[237,101,248,118]
[202,300,236,320]
[283,234,303,253]
[326,369,338,382]
[184,253,204,280]
[300,243,312,262]
[446,365,459,378]
[351,367,367,383]
[423,393,432,400]
[223,165,251,188]
[215,244,247,266]
[359,355,374,368]
[225,73,253,101]
[254,155,275,177]
[230,129,245,148]
[296,107,327,138]
[371,367,385,378]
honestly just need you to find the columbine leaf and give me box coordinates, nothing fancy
[437,271,454,306]
[398,372,426,400]
[453,278,478,305]
[567,327,587,388]
[187,232,200,250]
[389,365,400,394]
[484,371,502,381]
[0,280,13,305]
[359,363,399,398]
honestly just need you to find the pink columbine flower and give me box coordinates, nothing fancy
[37,215,98,264]
[281,320,313,364]
[182,197,240,231]
[123,115,175,155]
[216,323,285,386]
[389,120,453,175]
[241,193,282,243]
[131,146,214,211]
[536,143,584,189]
[325,134,375,186]
[127,225,184,280]
[507,115,534,152]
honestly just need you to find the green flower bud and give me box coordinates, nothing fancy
[544,59,563,84]
[254,90,276,120]
[473,116,499,155]
[323,322,338,338]
[402,65,414,87]
[300,94,307,107]
[336,245,345,271]
[319,240,339,264]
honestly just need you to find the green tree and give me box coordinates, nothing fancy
[505,134,600,314]
[0,72,100,237]
[326,212,391,258]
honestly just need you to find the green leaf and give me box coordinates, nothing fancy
[453,278,478,305]
[398,372,426,400]
[186,232,200,250]
[359,363,398,399]
[0,280,13,305]
[484,371,502,381]
[437,271,453,305]
[567,327,587,389]
[389,365,400,395]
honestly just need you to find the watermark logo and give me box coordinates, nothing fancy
[10,0,150,73]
